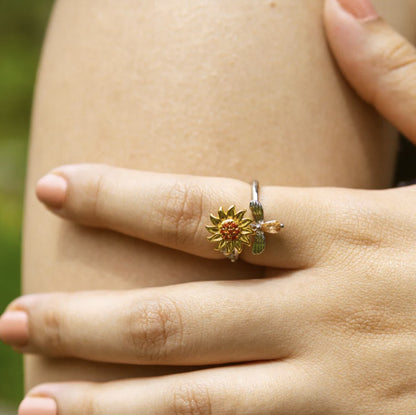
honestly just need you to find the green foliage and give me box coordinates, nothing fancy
[0,0,54,407]
[0,197,23,405]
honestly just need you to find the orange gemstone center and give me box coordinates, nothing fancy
[220,219,241,241]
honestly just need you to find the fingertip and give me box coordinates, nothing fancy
[18,397,57,415]
[36,173,68,209]
[0,310,29,347]
[335,0,378,22]
[324,0,369,47]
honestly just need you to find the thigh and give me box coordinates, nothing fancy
[23,0,415,389]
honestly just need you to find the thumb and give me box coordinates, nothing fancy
[324,0,416,144]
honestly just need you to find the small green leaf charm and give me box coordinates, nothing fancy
[249,200,264,222]
[252,231,266,255]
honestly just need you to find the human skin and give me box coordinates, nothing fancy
[22,0,416,391]
[7,5,416,408]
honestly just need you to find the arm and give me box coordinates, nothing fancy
[23,0,414,389]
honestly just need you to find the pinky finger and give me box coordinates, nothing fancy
[20,362,325,415]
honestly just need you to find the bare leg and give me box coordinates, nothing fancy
[23,0,415,389]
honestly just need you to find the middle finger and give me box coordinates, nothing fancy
[3,277,308,365]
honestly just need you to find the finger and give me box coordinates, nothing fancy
[36,163,260,260]
[21,361,324,415]
[35,163,385,269]
[324,0,416,144]
[2,277,307,365]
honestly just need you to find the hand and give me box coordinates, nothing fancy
[2,0,416,413]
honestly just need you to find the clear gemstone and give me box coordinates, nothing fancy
[261,220,283,234]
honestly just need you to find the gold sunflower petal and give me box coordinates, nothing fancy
[218,207,227,220]
[227,205,235,218]
[235,241,243,252]
[240,235,251,245]
[240,218,254,227]
[208,234,223,242]
[218,240,227,249]
[235,210,246,221]
[241,229,255,235]
[206,225,219,234]
[210,214,221,226]
[226,242,234,254]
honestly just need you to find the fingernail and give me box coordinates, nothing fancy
[36,174,68,209]
[0,310,29,346]
[18,397,57,415]
[336,0,378,21]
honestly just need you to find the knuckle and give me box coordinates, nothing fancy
[326,198,382,250]
[313,190,411,266]
[337,306,409,339]
[170,383,212,415]
[329,192,402,251]
[38,301,65,355]
[370,36,416,106]
[90,168,108,224]
[381,36,416,73]
[126,296,184,362]
[159,181,205,245]
[79,385,99,415]
[337,223,383,250]
[341,307,389,336]
[323,291,415,339]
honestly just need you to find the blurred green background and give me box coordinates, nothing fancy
[0,0,54,411]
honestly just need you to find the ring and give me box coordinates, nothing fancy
[206,180,284,261]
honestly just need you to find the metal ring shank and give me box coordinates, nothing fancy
[252,180,259,202]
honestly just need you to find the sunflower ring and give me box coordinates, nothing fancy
[206,180,284,262]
